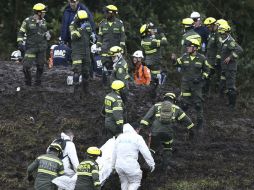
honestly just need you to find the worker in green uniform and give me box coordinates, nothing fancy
[69,10,92,92]
[75,147,101,190]
[104,80,126,139]
[140,92,194,168]
[17,3,50,86]
[140,23,168,91]
[216,23,243,109]
[27,143,64,190]
[171,39,211,129]
[96,5,126,85]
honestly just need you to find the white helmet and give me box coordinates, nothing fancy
[11,50,22,61]
[132,50,144,58]
[190,11,200,19]
[91,44,97,54]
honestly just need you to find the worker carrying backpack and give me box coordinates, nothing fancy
[159,101,175,124]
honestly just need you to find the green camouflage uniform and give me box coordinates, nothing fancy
[97,18,126,84]
[216,35,243,107]
[17,16,48,85]
[69,16,92,84]
[181,29,201,54]
[27,153,64,190]
[104,91,124,138]
[75,158,100,190]
[140,101,194,166]
[174,53,211,127]
[111,57,130,85]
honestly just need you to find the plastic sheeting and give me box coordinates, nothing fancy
[52,137,116,190]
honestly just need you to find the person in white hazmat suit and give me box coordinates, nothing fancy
[112,123,155,190]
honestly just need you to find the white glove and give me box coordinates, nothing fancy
[150,165,155,172]
[96,47,101,52]
[45,31,51,41]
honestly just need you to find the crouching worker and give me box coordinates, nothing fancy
[112,123,155,190]
[75,147,101,190]
[132,50,151,86]
[27,143,64,190]
[69,10,92,92]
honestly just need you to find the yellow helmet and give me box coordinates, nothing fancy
[204,17,216,25]
[215,19,228,26]
[87,147,102,156]
[164,92,176,101]
[182,18,194,28]
[109,46,123,56]
[105,5,118,12]
[33,3,46,12]
[77,10,88,20]
[140,24,148,35]
[186,38,200,47]
[111,80,125,90]
[218,23,231,34]
[49,143,63,154]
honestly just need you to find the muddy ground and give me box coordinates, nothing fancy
[0,61,254,190]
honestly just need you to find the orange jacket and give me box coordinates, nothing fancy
[134,65,151,85]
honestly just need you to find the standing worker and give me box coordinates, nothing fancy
[27,143,64,190]
[17,3,50,86]
[104,80,126,139]
[216,23,243,109]
[69,10,92,92]
[112,123,155,190]
[171,39,211,129]
[140,93,194,169]
[61,0,96,45]
[75,147,101,190]
[96,5,126,85]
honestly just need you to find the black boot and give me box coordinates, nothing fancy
[35,68,43,86]
[82,79,88,93]
[23,68,31,86]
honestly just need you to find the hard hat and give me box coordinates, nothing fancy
[109,46,123,56]
[105,5,118,12]
[11,50,22,61]
[111,80,125,90]
[49,143,63,153]
[132,50,144,58]
[186,38,201,47]
[215,19,228,26]
[190,11,201,19]
[140,24,148,35]
[87,147,102,156]
[218,23,231,34]
[77,10,88,20]
[33,3,47,12]
[182,18,194,28]
[163,92,176,101]
[204,17,216,25]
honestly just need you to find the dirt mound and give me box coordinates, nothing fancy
[0,62,254,190]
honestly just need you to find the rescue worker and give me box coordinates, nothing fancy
[96,5,126,85]
[17,3,50,86]
[27,143,64,190]
[108,46,130,85]
[140,92,194,169]
[112,123,155,190]
[75,147,101,190]
[190,12,210,53]
[132,50,151,86]
[216,23,243,109]
[69,10,92,92]
[104,80,125,139]
[61,0,96,45]
[140,23,168,88]
[171,39,211,129]
[203,17,219,95]
[181,18,201,54]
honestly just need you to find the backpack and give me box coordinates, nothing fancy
[159,101,175,124]
[52,138,68,150]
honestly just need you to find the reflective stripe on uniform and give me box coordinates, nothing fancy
[124,75,130,79]
[178,113,186,120]
[94,181,101,186]
[73,60,82,64]
[92,170,99,174]
[80,161,95,165]
[151,70,161,74]
[145,49,157,54]
[38,156,63,165]
[105,96,116,102]
[203,72,209,78]
[220,75,226,80]
[177,58,182,65]
[71,31,81,37]
[105,109,113,113]
[141,41,151,46]
[38,169,57,176]
[113,107,123,111]
[25,53,36,58]
[216,55,221,59]
[164,139,173,144]
[120,42,125,46]
[17,38,23,42]
[232,52,238,58]
[187,123,194,129]
[152,39,160,47]
[20,27,26,33]
[141,120,149,126]
[77,171,92,176]
[205,60,213,69]
[116,120,124,125]
[181,92,192,96]
[101,53,110,56]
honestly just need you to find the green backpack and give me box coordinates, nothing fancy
[159,101,175,124]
